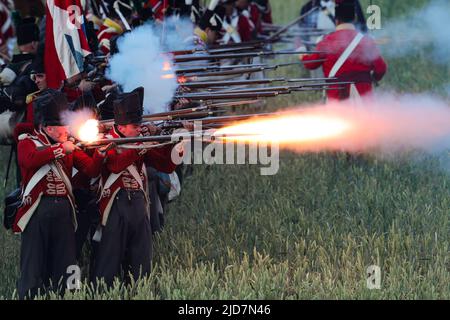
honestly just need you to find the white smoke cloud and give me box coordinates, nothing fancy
[106,23,179,114]
[374,0,450,64]
[159,16,196,51]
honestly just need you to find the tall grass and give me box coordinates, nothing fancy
[1,0,450,299]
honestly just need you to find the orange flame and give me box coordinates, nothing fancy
[161,74,175,79]
[215,112,353,151]
[78,119,100,143]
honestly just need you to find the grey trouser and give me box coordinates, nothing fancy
[18,197,76,299]
[92,189,152,287]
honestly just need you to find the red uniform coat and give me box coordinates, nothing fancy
[237,4,261,42]
[98,126,177,226]
[301,23,387,100]
[13,124,106,233]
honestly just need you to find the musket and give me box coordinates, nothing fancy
[175,63,267,74]
[204,100,263,108]
[86,54,107,64]
[158,112,279,129]
[176,91,280,100]
[180,61,322,78]
[170,46,258,56]
[99,110,228,126]
[208,40,267,50]
[268,6,320,41]
[79,132,205,148]
[288,77,338,82]
[199,84,347,96]
[99,101,264,127]
[180,78,286,89]
[144,100,264,118]
[81,131,257,148]
[173,50,322,63]
[231,81,351,90]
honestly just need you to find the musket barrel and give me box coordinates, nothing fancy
[176,92,279,100]
[173,51,321,63]
[181,67,266,78]
[181,78,285,88]
[268,6,320,40]
[184,112,278,125]
[175,63,267,74]
[288,77,339,82]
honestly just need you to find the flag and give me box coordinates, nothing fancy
[45,0,91,88]
[0,1,13,47]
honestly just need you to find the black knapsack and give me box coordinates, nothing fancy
[3,188,21,230]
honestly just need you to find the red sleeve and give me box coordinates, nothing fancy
[18,138,65,171]
[301,39,327,70]
[106,148,141,173]
[238,16,253,42]
[371,48,387,81]
[73,149,106,178]
[264,1,273,24]
[144,144,177,173]
[250,5,262,33]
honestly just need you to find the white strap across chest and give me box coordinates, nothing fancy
[103,163,146,192]
[26,138,74,198]
[328,33,364,78]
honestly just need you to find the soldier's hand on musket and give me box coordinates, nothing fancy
[142,123,161,136]
[98,123,108,133]
[78,79,96,92]
[62,141,77,154]
[101,83,118,93]
[98,142,116,155]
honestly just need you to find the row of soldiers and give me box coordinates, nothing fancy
[94,0,273,53]
[14,86,182,299]
[0,0,388,299]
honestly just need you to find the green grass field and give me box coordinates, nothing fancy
[1,0,450,299]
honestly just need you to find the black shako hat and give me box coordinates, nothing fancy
[199,6,225,32]
[16,17,40,46]
[33,89,69,127]
[113,87,144,125]
[335,0,356,23]
[29,56,45,74]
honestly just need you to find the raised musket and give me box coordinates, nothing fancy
[268,6,320,41]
